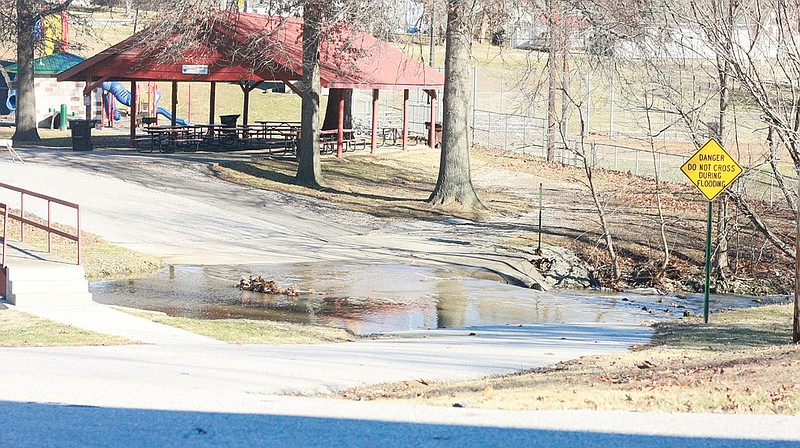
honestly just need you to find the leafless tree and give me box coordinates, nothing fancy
[0,0,74,141]
[643,89,672,278]
[428,0,487,209]
[296,2,325,187]
[561,89,622,281]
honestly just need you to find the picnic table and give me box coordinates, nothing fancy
[136,125,202,153]
[319,128,368,154]
[131,121,333,154]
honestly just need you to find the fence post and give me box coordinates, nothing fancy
[542,127,547,158]
[523,117,528,154]
[609,74,615,139]
[585,72,591,138]
[500,70,505,115]
[635,150,640,176]
[472,66,477,144]
[487,111,492,148]
[504,113,509,149]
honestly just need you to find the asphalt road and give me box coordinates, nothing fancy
[2,149,800,447]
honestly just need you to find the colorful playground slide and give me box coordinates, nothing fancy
[102,81,188,126]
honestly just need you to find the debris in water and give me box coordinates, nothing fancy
[235,276,321,296]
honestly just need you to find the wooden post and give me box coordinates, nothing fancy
[371,89,379,154]
[188,84,192,123]
[402,89,409,150]
[170,81,178,126]
[84,77,92,120]
[427,89,437,149]
[243,87,250,125]
[209,82,216,124]
[130,80,137,143]
[337,95,344,157]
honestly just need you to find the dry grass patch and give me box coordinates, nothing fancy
[337,304,800,415]
[213,146,531,222]
[0,308,133,347]
[0,213,161,280]
[118,308,358,344]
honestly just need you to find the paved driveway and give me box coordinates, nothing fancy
[2,149,798,446]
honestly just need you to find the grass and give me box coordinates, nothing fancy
[337,304,800,414]
[118,308,358,344]
[213,145,529,222]
[1,215,161,280]
[0,308,133,347]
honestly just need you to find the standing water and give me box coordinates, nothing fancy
[90,261,788,335]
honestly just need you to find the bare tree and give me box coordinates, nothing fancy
[296,2,324,187]
[428,0,486,209]
[2,0,74,141]
[642,89,672,279]
[563,92,622,281]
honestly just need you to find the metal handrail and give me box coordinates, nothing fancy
[0,182,81,268]
[1,202,7,268]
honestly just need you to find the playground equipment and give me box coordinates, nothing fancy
[33,6,69,56]
[5,88,15,113]
[102,81,188,127]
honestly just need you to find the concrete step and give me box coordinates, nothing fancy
[9,292,94,307]
[6,264,87,282]
[8,279,88,294]
[4,262,92,306]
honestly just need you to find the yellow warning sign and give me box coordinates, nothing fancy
[680,138,743,201]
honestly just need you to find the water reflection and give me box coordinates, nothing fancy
[89,262,790,335]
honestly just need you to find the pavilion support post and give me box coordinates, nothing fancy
[238,81,262,125]
[371,89,379,154]
[209,82,217,124]
[402,89,409,151]
[337,95,345,157]
[130,80,138,144]
[170,81,178,126]
[84,77,92,120]
[426,89,437,149]
[243,88,250,125]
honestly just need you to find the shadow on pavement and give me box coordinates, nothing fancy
[0,400,792,448]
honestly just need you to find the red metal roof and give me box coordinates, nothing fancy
[58,12,443,90]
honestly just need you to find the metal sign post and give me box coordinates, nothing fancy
[680,138,743,323]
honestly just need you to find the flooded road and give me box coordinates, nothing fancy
[90,262,789,336]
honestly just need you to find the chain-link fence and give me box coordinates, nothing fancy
[349,65,795,209]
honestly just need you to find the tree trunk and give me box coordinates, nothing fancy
[13,0,41,142]
[546,0,557,161]
[644,92,670,278]
[321,88,352,131]
[714,7,731,280]
[295,5,324,188]
[428,0,483,209]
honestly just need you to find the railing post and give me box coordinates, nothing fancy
[20,192,24,243]
[47,200,52,254]
[2,204,7,268]
[76,204,81,265]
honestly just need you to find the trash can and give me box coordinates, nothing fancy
[425,121,443,147]
[68,119,98,151]
[219,114,240,128]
